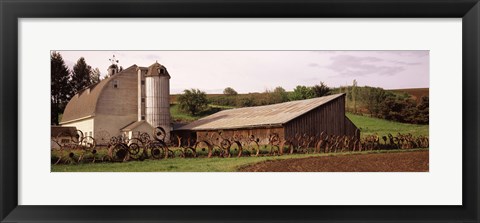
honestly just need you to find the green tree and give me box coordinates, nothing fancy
[71,57,93,94]
[289,85,315,101]
[91,67,101,84]
[236,94,255,107]
[177,89,208,115]
[364,87,388,117]
[312,82,331,97]
[268,86,289,103]
[51,51,73,125]
[415,96,429,124]
[223,87,238,96]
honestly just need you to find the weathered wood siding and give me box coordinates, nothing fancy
[345,116,360,140]
[284,95,355,139]
[177,127,285,146]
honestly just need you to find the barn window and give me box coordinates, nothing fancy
[159,68,165,74]
[113,80,118,88]
[141,116,145,120]
[141,80,145,85]
[141,98,145,103]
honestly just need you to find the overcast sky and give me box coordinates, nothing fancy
[57,51,429,94]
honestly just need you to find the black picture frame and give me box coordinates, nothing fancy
[1,0,479,222]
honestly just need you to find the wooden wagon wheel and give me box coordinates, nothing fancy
[182,147,197,158]
[51,139,66,165]
[247,141,260,157]
[110,143,129,162]
[128,142,142,160]
[195,141,213,158]
[229,141,243,157]
[149,141,168,159]
[154,126,166,141]
[71,130,84,144]
[220,139,232,157]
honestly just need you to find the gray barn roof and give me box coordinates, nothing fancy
[176,93,345,131]
[60,65,139,124]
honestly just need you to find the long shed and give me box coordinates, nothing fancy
[175,93,359,144]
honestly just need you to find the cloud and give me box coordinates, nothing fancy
[324,55,405,77]
[389,60,422,66]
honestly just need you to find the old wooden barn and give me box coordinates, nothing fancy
[175,93,359,145]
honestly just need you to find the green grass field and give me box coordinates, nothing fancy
[346,113,429,138]
[51,149,427,172]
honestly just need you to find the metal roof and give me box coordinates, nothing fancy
[60,65,138,124]
[176,93,345,131]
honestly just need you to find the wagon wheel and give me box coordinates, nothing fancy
[269,145,280,156]
[247,141,260,157]
[220,139,231,157]
[89,148,99,163]
[270,134,280,146]
[280,141,294,154]
[229,141,243,157]
[195,141,213,158]
[63,154,76,164]
[154,127,166,141]
[278,140,288,155]
[109,136,119,146]
[102,154,112,162]
[81,136,96,151]
[182,147,197,158]
[167,149,177,158]
[128,143,142,160]
[139,132,151,144]
[150,141,167,159]
[111,143,129,162]
[62,151,77,164]
[71,130,84,144]
[51,141,66,165]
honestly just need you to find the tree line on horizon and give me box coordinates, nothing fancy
[177,80,429,125]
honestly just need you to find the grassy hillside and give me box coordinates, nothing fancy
[346,113,428,138]
[170,104,234,122]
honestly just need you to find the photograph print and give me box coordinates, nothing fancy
[51,51,429,172]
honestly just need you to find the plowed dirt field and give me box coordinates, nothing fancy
[239,150,429,172]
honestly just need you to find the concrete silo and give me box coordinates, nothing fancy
[144,62,171,142]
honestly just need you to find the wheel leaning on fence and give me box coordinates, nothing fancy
[149,141,168,159]
[110,143,130,162]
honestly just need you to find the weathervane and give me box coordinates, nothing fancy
[109,55,119,65]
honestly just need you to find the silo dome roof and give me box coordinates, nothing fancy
[146,61,170,78]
